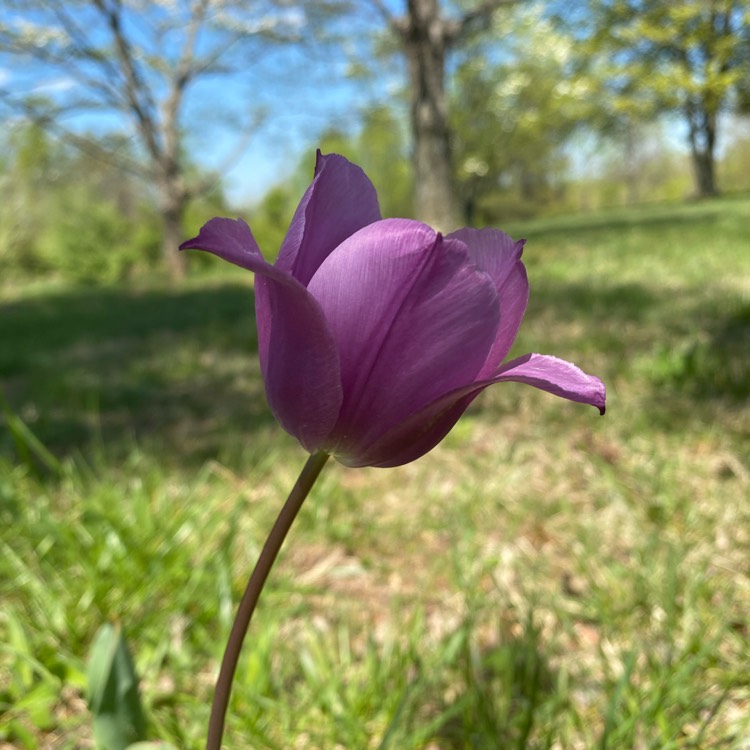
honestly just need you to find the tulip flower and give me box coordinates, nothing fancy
[181,152,605,750]
[181,152,605,469]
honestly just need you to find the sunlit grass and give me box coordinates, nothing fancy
[1,197,749,748]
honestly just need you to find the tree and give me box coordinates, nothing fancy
[355,106,413,218]
[370,0,517,230]
[0,122,166,280]
[0,0,339,280]
[580,0,750,198]
[451,3,591,222]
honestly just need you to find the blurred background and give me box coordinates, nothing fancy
[1,1,749,749]
[1,0,750,283]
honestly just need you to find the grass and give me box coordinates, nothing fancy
[1,196,749,749]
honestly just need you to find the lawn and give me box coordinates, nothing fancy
[1,196,749,749]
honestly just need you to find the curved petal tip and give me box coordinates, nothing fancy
[496,353,606,414]
[179,217,264,272]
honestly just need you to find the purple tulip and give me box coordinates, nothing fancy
[181,152,605,468]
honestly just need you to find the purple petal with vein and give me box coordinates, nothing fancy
[275,152,382,286]
[347,353,605,467]
[180,217,266,273]
[254,276,343,451]
[343,390,480,468]
[307,218,500,456]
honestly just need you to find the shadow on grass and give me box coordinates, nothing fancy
[2,275,747,472]
[530,279,660,325]
[0,281,277,469]
[656,302,750,402]
[0,283,257,372]
[518,202,723,243]
[526,280,750,401]
[478,278,749,440]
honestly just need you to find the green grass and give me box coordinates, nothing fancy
[1,196,749,748]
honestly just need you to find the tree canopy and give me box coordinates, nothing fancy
[578,0,750,196]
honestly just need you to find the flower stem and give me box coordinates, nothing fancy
[206,450,330,750]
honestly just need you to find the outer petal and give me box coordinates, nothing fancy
[180,217,266,272]
[306,218,500,456]
[181,217,343,451]
[345,353,606,468]
[342,390,479,468]
[275,151,382,286]
[448,228,529,376]
[494,354,606,414]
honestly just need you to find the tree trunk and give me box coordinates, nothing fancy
[403,0,460,231]
[623,120,640,205]
[686,104,718,198]
[160,190,188,282]
[691,150,717,198]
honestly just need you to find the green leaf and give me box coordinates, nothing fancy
[0,388,62,477]
[2,719,38,750]
[3,607,34,689]
[87,623,147,750]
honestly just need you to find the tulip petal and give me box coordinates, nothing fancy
[180,217,343,451]
[494,353,606,414]
[275,152,382,286]
[254,276,344,451]
[307,218,500,456]
[346,354,606,468]
[448,228,529,376]
[180,217,266,273]
[341,391,479,468]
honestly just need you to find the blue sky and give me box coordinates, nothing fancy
[183,42,401,205]
[0,0,708,208]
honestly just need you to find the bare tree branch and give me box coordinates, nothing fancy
[448,0,519,43]
[91,0,162,161]
[0,87,148,179]
[0,0,354,280]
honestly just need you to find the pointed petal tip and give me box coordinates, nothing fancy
[589,376,607,415]
[276,151,382,284]
[592,387,606,415]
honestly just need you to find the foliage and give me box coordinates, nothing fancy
[576,0,750,196]
[243,186,297,264]
[0,123,225,283]
[452,4,591,223]
[1,197,749,747]
[354,106,413,219]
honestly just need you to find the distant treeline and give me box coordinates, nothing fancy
[2,110,750,284]
[2,0,750,283]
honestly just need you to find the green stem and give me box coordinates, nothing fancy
[206,450,330,750]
